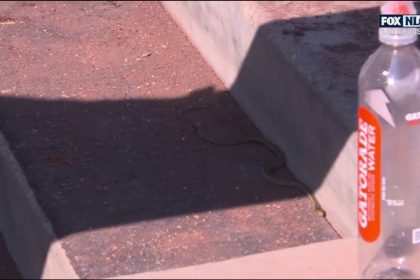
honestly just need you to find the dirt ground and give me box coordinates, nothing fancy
[0,1,337,278]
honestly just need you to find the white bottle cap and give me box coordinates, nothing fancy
[379,1,418,46]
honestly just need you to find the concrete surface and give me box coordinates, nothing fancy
[0,1,339,279]
[162,1,386,237]
[111,237,359,279]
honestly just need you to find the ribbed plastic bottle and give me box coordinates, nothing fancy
[358,1,420,279]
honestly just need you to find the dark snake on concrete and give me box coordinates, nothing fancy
[181,106,327,218]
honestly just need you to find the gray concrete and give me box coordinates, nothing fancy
[162,1,384,237]
[111,237,358,279]
[0,131,78,279]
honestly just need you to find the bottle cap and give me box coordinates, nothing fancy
[379,1,418,46]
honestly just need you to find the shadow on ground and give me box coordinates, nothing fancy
[0,87,313,233]
[0,1,392,279]
[0,234,21,279]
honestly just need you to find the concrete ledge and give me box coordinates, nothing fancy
[111,237,358,279]
[0,131,78,279]
[162,1,384,237]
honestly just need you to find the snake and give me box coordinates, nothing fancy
[181,106,326,218]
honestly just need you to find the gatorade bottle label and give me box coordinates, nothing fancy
[358,107,382,242]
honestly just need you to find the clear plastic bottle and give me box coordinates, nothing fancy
[358,1,420,279]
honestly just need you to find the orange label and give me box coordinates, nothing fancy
[358,107,381,242]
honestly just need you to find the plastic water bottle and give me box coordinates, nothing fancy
[358,1,420,279]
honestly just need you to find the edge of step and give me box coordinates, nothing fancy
[0,131,78,279]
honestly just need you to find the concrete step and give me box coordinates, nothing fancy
[162,1,386,237]
[111,238,358,279]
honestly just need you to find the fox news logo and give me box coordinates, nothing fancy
[380,15,420,27]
